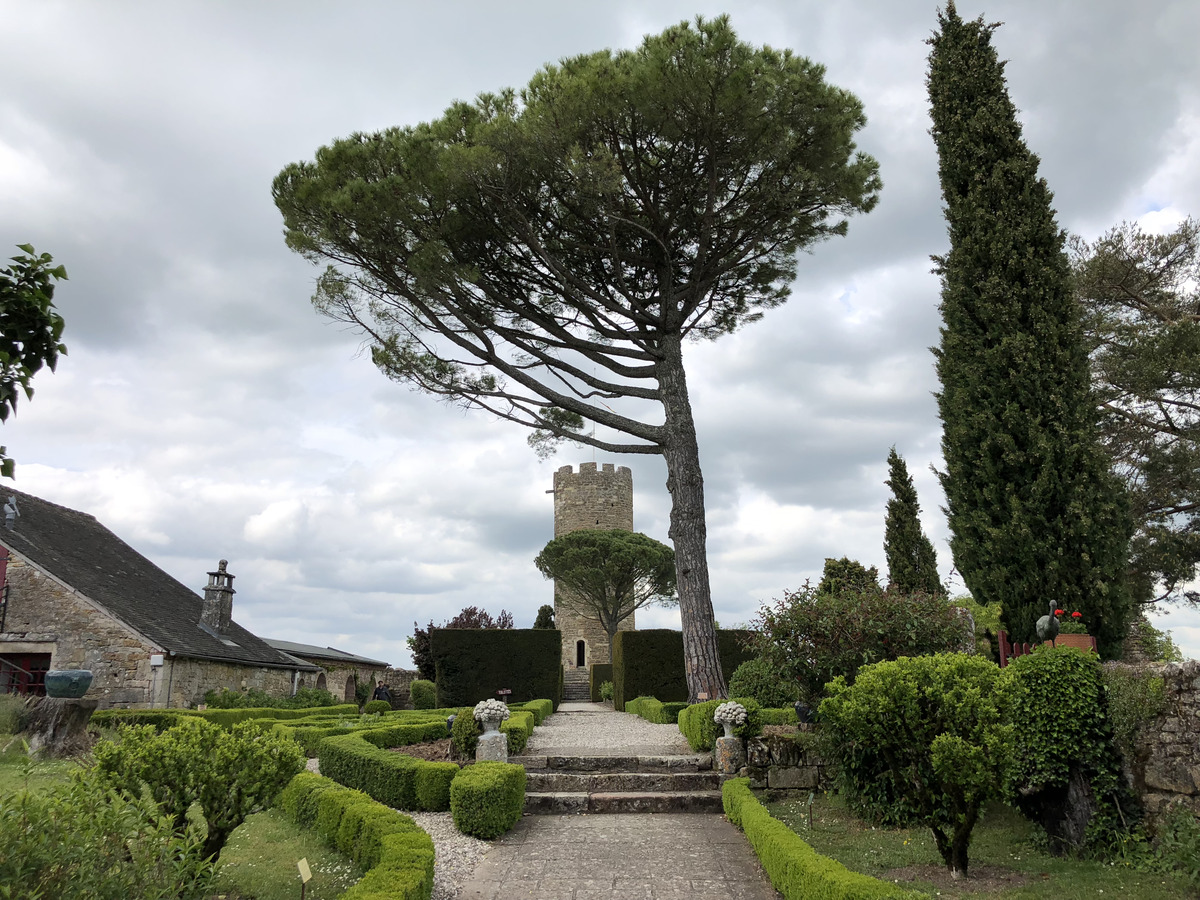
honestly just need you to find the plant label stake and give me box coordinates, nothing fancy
[298,857,312,899]
[806,791,815,829]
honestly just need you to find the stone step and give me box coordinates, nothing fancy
[527,771,721,792]
[525,790,724,815]
[519,754,712,773]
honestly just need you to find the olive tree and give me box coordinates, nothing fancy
[273,16,880,701]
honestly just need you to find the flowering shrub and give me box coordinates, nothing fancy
[1055,609,1088,634]
[472,699,510,724]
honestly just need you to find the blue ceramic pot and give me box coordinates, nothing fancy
[44,669,93,699]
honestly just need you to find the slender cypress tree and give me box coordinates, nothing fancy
[927,4,1130,655]
[884,447,944,596]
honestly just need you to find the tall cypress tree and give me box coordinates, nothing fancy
[884,447,944,596]
[927,4,1130,655]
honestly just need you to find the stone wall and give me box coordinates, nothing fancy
[158,657,298,710]
[381,667,419,708]
[552,463,635,667]
[738,731,831,791]
[1117,659,1200,823]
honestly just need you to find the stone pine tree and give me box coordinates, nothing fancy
[928,5,1130,655]
[274,16,880,701]
[883,447,944,596]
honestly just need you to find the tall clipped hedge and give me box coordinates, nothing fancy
[612,629,755,710]
[431,628,561,708]
[589,663,613,701]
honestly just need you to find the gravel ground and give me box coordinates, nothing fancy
[521,706,694,756]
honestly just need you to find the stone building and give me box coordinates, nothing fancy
[0,487,318,709]
[550,462,635,669]
[262,638,391,703]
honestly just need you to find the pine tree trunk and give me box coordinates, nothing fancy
[659,334,727,703]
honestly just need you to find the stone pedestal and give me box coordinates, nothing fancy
[715,735,745,776]
[23,697,98,758]
[476,731,508,763]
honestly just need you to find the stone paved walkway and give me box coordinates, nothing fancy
[459,702,782,900]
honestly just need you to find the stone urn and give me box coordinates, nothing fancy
[43,669,93,699]
[473,698,510,736]
[714,701,748,739]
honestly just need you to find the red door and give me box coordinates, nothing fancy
[0,653,51,696]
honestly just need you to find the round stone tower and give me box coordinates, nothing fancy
[552,462,634,669]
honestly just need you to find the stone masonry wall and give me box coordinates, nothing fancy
[161,657,298,710]
[1116,659,1200,823]
[1,554,159,707]
[552,463,635,667]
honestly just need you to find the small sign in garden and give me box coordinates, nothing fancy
[298,857,312,899]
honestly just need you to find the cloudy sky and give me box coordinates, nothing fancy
[3,0,1198,668]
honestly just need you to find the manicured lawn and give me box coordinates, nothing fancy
[765,791,1192,899]
[0,746,79,795]
[213,809,363,900]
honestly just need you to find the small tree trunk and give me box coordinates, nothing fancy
[21,697,98,758]
[659,334,727,703]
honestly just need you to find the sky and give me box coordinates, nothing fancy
[2,0,1198,668]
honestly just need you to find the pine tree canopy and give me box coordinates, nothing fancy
[883,447,944,596]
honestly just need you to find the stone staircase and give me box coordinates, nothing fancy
[521,752,723,814]
[562,667,591,701]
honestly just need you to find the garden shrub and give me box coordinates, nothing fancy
[92,716,305,862]
[624,696,685,725]
[275,772,435,900]
[599,680,614,702]
[728,656,802,709]
[590,663,613,701]
[515,698,553,725]
[364,699,391,715]
[410,679,437,709]
[722,778,921,900]
[999,646,1132,855]
[746,583,972,702]
[1101,664,1167,763]
[0,768,217,899]
[203,686,339,709]
[450,761,526,839]
[0,693,28,735]
[451,709,481,757]
[501,709,534,754]
[820,653,1011,878]
[318,729,458,811]
[758,707,799,727]
[678,697,762,751]
[612,628,755,710]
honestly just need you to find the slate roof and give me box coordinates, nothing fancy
[0,486,313,670]
[262,638,390,668]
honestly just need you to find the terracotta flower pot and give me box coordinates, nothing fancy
[1044,634,1095,652]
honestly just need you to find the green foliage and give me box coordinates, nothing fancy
[722,778,923,900]
[317,727,457,812]
[883,447,944,596]
[817,557,881,595]
[409,606,515,681]
[274,772,435,900]
[612,629,756,710]
[819,653,1012,877]
[625,696,687,725]
[92,717,304,861]
[746,583,972,703]
[1131,617,1185,662]
[451,709,480,758]
[589,662,613,701]
[355,679,373,708]
[410,679,437,710]
[728,657,801,709]
[532,604,555,629]
[599,680,614,702]
[535,529,677,655]
[0,692,28,735]
[1101,666,1167,764]
[0,244,68,478]
[0,767,216,899]
[678,698,763,752]
[1072,217,1200,607]
[998,647,1130,854]
[203,686,339,709]
[1150,804,1200,891]
[364,699,391,715]
[929,5,1131,657]
[449,761,526,839]
[431,628,561,708]
[952,594,1001,660]
[513,698,553,725]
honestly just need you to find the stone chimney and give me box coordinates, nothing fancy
[200,559,236,633]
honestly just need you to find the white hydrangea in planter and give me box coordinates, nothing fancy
[714,701,748,738]
[473,699,510,735]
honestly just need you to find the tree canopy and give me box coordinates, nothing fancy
[274,15,880,701]
[535,529,676,657]
[883,447,944,596]
[928,5,1130,655]
[1071,218,1200,607]
[408,605,514,680]
[0,245,67,478]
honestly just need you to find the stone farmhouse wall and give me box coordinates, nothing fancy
[552,463,636,668]
[0,551,301,710]
[1117,659,1200,823]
